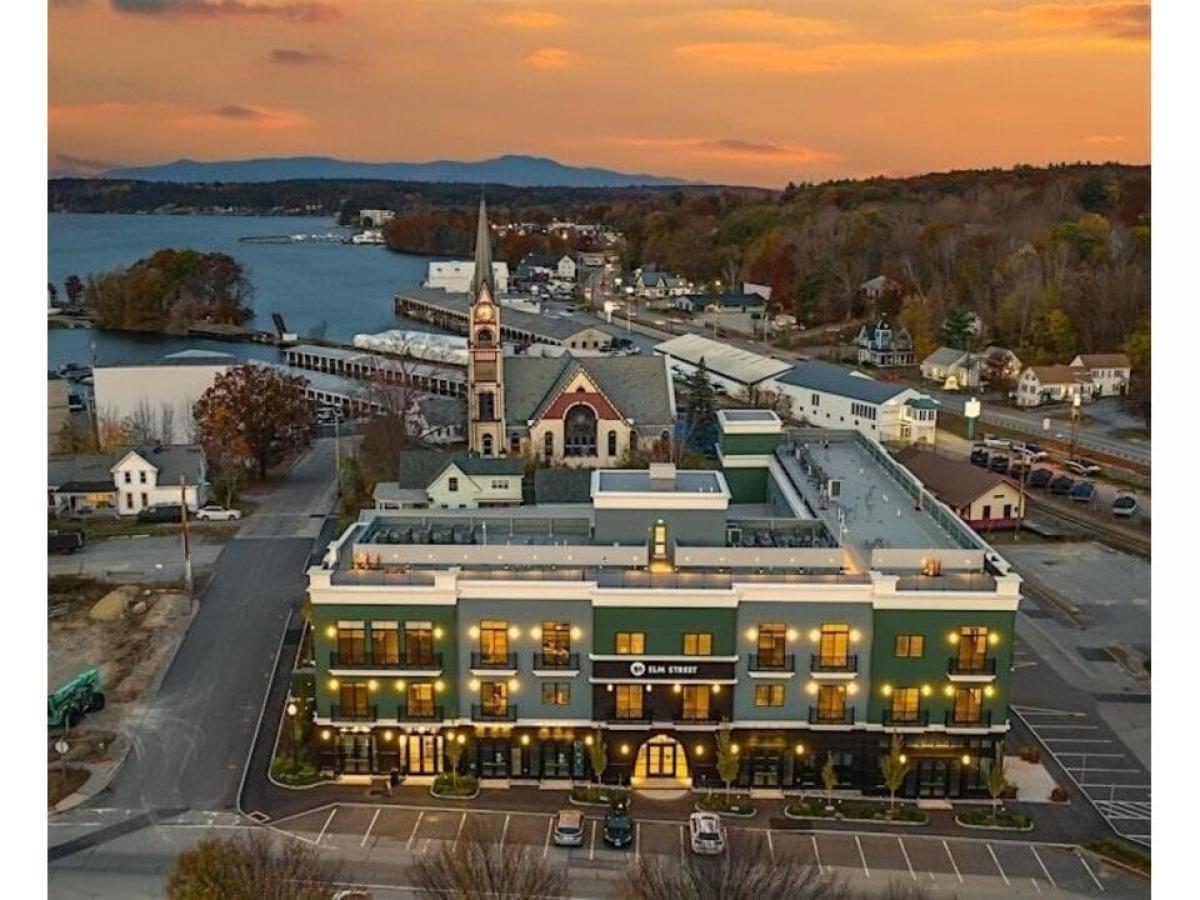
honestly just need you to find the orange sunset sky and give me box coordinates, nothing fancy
[48,0,1150,188]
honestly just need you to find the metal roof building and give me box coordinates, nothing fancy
[653,334,792,389]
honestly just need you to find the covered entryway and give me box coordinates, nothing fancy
[633,735,690,785]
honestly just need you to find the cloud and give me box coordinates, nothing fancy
[1015,2,1149,40]
[523,47,575,70]
[50,100,307,130]
[49,152,118,177]
[673,33,1146,74]
[614,136,833,164]
[493,10,566,30]
[266,44,337,65]
[692,8,843,37]
[1082,133,1127,144]
[110,0,338,23]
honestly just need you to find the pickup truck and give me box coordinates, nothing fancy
[981,434,1012,450]
[48,530,85,554]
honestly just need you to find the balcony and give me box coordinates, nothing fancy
[945,709,993,730]
[674,712,720,725]
[329,704,377,722]
[808,706,856,726]
[328,651,444,673]
[472,703,518,722]
[532,651,581,672]
[947,656,998,681]
[809,654,858,678]
[470,651,518,672]
[882,709,930,728]
[605,713,650,725]
[748,653,795,674]
[397,704,443,722]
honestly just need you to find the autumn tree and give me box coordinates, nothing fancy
[64,274,84,306]
[194,365,316,479]
[165,831,344,900]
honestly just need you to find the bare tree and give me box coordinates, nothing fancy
[165,830,346,899]
[126,398,158,445]
[159,401,177,445]
[359,362,434,480]
[410,819,569,899]
[616,850,847,900]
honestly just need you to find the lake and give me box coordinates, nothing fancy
[47,213,436,368]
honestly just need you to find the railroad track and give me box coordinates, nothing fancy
[1025,495,1151,558]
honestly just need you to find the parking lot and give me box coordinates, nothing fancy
[270,801,1146,895]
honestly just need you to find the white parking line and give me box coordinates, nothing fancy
[987,843,1009,886]
[452,813,466,852]
[1079,854,1105,892]
[1031,846,1057,890]
[315,808,337,846]
[854,834,870,878]
[1033,724,1101,730]
[589,821,597,861]
[812,836,822,874]
[499,814,510,850]
[678,825,685,861]
[943,840,963,883]
[766,828,775,864]
[360,809,380,847]
[1056,752,1124,758]
[1012,705,1087,716]
[898,837,915,881]
[635,823,641,860]
[1031,876,1043,894]
[1067,768,1140,774]
[543,818,552,858]
[1043,738,1113,744]
[1079,783,1152,789]
[406,811,423,851]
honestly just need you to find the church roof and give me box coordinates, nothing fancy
[469,196,495,300]
[504,355,674,430]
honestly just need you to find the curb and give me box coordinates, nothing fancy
[1080,848,1151,881]
[955,815,1035,832]
[694,802,757,819]
[783,808,930,827]
[431,786,481,801]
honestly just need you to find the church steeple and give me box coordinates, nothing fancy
[470,195,495,301]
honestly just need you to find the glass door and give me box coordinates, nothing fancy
[917,759,947,797]
[647,743,676,776]
[339,733,374,774]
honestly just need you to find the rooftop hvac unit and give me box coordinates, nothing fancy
[725,525,743,546]
[827,479,842,500]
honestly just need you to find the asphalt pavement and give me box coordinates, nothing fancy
[48,533,224,583]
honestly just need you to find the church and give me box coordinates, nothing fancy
[463,199,675,467]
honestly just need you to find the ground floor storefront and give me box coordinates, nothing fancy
[313,724,1003,798]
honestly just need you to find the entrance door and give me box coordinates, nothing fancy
[480,740,510,778]
[404,735,441,774]
[917,759,947,797]
[647,743,676,777]
[339,733,374,774]
[751,752,780,787]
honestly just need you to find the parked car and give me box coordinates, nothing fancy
[1008,462,1027,482]
[982,434,1012,450]
[988,455,1010,474]
[969,448,990,467]
[1069,481,1096,503]
[1021,442,1049,461]
[603,806,635,848]
[1028,468,1053,489]
[195,504,242,521]
[689,812,725,855]
[137,504,184,523]
[552,809,585,847]
[1112,493,1139,518]
[48,529,85,555]
[1049,475,1075,495]
[1066,458,1102,476]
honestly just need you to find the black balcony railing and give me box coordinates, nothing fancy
[532,651,580,670]
[470,651,519,670]
[882,708,930,727]
[329,704,378,722]
[808,706,856,725]
[674,712,720,724]
[329,651,443,671]
[605,713,650,724]
[947,656,997,676]
[945,709,993,729]
[397,704,443,722]
[810,654,858,674]
[472,703,518,722]
[748,653,795,673]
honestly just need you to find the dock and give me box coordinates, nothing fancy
[284,343,466,399]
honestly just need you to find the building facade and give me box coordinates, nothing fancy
[306,416,1018,798]
[1070,354,1132,398]
[856,318,915,367]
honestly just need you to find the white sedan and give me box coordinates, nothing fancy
[195,505,242,521]
[688,812,725,855]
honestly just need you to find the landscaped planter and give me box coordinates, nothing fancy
[569,786,630,808]
[695,796,757,818]
[955,810,1034,832]
[268,756,334,790]
[784,800,929,825]
[431,777,481,801]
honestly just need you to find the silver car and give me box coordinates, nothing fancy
[689,812,725,855]
[552,809,585,847]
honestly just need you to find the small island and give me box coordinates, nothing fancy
[78,248,255,335]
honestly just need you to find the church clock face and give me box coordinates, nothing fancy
[475,303,494,323]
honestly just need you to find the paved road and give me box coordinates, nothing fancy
[48,534,225,583]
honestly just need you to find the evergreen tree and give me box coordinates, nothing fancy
[684,358,718,455]
[939,307,975,350]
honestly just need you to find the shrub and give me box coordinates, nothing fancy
[1083,839,1151,876]
[957,808,1032,829]
[270,756,325,787]
[433,773,479,797]
[570,785,629,806]
[785,799,835,818]
[697,794,756,815]
[1019,745,1041,763]
[1050,786,1070,802]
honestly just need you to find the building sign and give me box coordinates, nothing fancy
[592,658,736,682]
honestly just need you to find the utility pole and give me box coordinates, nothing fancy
[1015,449,1027,542]
[1068,393,1081,461]
[179,476,193,597]
[333,407,342,496]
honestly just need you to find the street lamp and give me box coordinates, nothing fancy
[1068,392,1082,461]
[287,700,302,766]
[963,397,981,442]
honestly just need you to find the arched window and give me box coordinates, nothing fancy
[544,431,554,462]
[478,392,495,421]
[476,328,494,347]
[630,431,639,452]
[607,430,617,456]
[482,434,493,457]
[564,404,598,457]
[510,433,521,453]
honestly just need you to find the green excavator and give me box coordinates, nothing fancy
[48,669,106,729]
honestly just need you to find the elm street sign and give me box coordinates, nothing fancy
[592,658,736,681]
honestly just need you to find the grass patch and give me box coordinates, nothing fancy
[957,808,1032,829]
[696,793,756,815]
[270,755,327,787]
[1084,838,1150,876]
[785,798,837,818]
[571,785,630,806]
[48,573,106,596]
[48,766,90,807]
[432,774,479,797]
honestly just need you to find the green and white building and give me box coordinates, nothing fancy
[306,409,1019,797]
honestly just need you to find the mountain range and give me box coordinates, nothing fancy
[79,154,691,188]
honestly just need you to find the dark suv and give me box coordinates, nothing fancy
[137,504,184,523]
[969,448,990,467]
[1028,468,1053,488]
[1049,474,1075,495]
[603,806,635,848]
